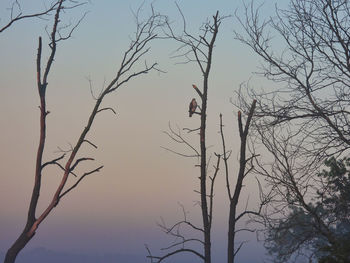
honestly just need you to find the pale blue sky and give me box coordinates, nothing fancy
[0,0,286,262]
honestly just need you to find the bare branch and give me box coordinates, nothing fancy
[83,139,98,149]
[69,157,94,172]
[192,84,203,99]
[183,127,201,133]
[234,241,248,257]
[97,107,117,115]
[0,1,61,33]
[59,165,103,199]
[55,11,88,44]
[161,238,204,251]
[209,153,220,227]
[41,154,65,170]
[147,248,205,262]
[162,122,200,158]
[220,113,232,199]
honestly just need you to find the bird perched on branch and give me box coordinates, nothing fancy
[189,98,197,117]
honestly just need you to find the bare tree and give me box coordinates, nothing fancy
[219,99,267,263]
[147,8,223,263]
[252,130,347,262]
[4,2,164,263]
[234,0,350,261]
[235,0,350,159]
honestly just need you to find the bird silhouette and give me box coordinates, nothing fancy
[189,98,197,117]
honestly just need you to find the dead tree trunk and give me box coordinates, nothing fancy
[147,9,223,263]
[4,233,32,263]
[200,70,211,263]
[5,2,63,260]
[4,2,163,262]
[199,26,219,262]
[168,11,221,263]
[220,100,257,263]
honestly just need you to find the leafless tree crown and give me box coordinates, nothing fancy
[235,0,350,261]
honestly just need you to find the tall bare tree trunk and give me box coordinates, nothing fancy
[226,100,256,263]
[200,77,210,263]
[227,204,237,263]
[200,15,220,261]
[5,15,52,262]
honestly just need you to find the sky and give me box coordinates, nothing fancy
[0,0,286,262]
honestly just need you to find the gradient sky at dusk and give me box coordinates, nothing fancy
[1,0,285,262]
